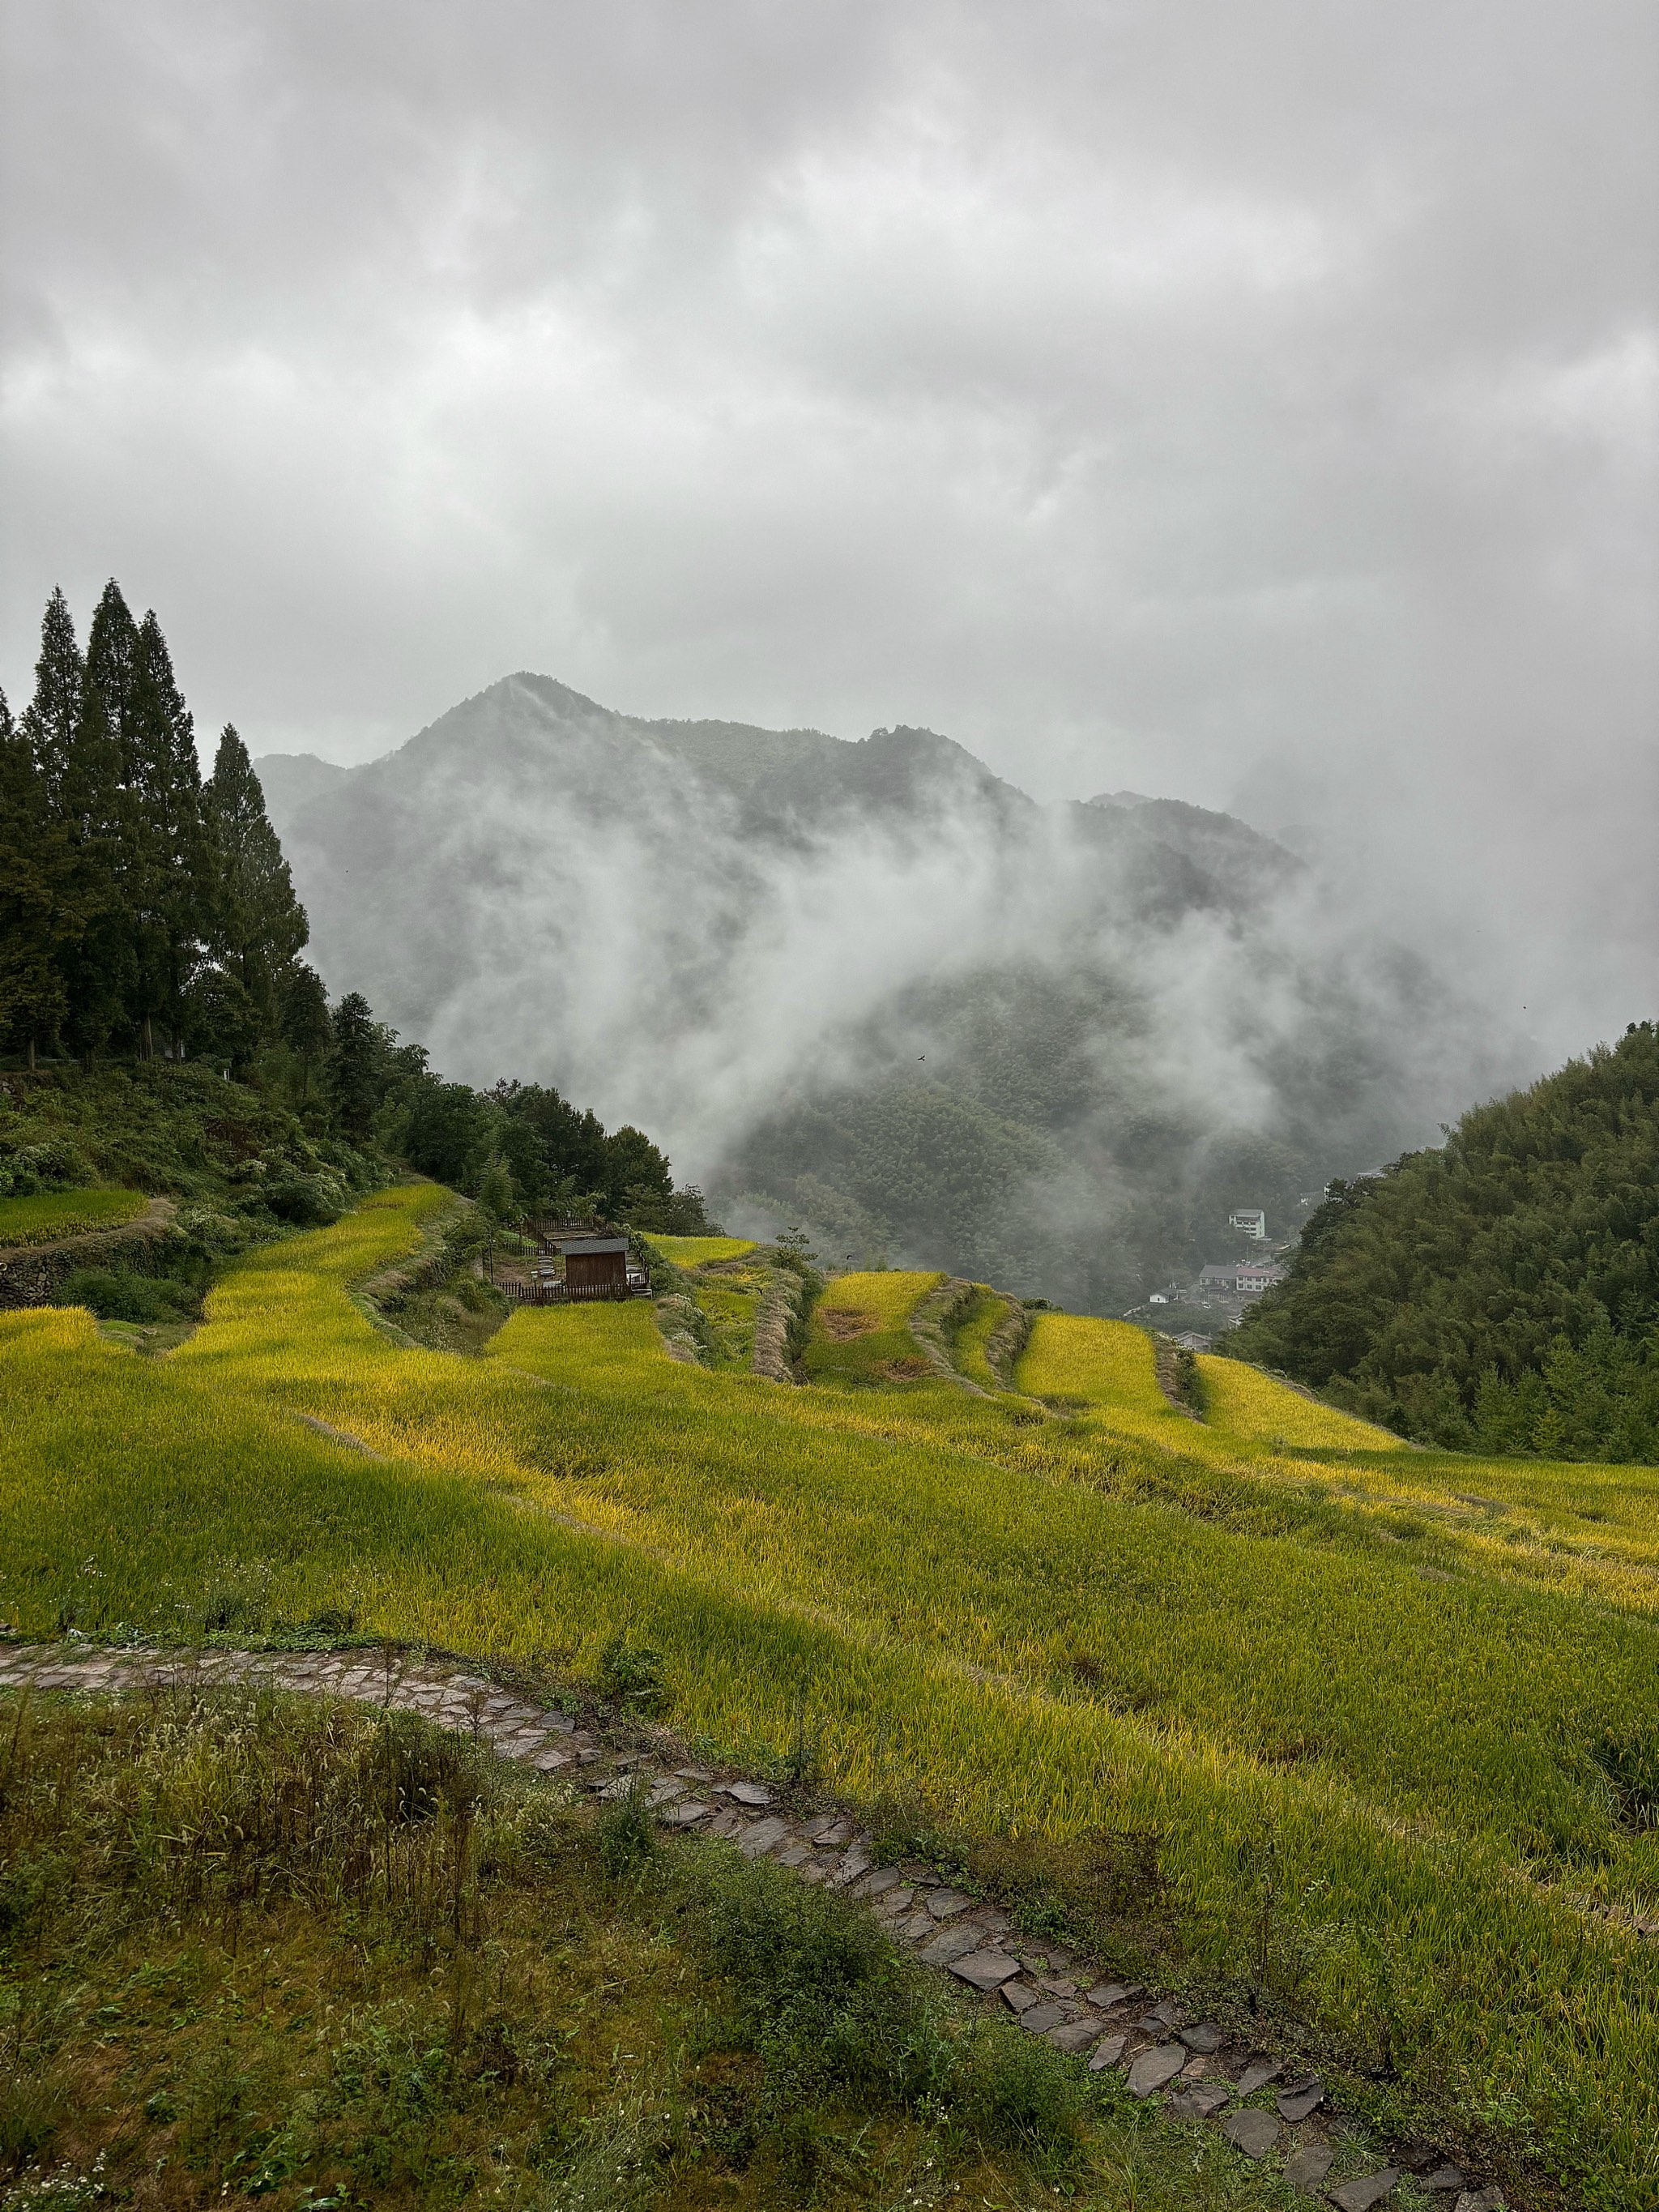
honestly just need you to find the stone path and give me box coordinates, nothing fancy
[0,1640,1502,2212]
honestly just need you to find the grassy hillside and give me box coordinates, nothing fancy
[3,1194,1658,2201]
[0,1062,363,1210]
[1229,1020,1659,1458]
[0,1064,386,1330]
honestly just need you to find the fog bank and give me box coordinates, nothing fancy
[261,675,1535,1301]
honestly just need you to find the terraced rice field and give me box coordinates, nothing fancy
[945,1284,1014,1390]
[1196,1352,1410,1452]
[0,1185,147,1245]
[652,1236,774,1369]
[1018,1312,1171,1416]
[805,1268,946,1386]
[644,1232,757,1266]
[2,1188,1657,2201]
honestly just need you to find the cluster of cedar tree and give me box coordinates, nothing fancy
[0,583,711,1232]
[1230,1021,1659,1463]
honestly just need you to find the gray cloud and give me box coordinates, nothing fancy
[2,0,1654,1068]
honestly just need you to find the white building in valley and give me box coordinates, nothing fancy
[1197,1259,1286,1300]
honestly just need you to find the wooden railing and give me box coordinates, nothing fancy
[502,1279,650,1305]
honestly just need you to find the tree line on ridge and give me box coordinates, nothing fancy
[1228,1022,1659,1463]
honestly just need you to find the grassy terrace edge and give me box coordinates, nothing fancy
[0,1185,151,1247]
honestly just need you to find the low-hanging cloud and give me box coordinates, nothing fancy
[268,675,1525,1305]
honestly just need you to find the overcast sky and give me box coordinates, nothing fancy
[2,1,1654,1065]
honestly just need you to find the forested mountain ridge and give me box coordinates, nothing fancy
[1228,1021,1659,1460]
[1084,791,1305,909]
[258,672,1525,1309]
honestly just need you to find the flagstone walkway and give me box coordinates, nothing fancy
[0,1638,1502,2212]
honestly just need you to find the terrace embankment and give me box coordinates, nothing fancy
[0,1195,176,1309]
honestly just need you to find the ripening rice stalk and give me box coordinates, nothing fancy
[0,1187,148,1246]
[817,1270,944,1330]
[642,1234,757,1266]
[1016,1313,1170,1415]
[1196,1354,1410,1451]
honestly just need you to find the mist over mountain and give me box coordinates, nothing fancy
[260,675,1529,1308]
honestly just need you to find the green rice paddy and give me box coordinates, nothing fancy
[2,1187,1657,2202]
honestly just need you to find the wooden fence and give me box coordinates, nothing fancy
[501,1278,650,1305]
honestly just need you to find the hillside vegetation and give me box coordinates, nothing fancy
[1230,1021,1659,1459]
[2,585,711,1248]
[5,1190,1659,2203]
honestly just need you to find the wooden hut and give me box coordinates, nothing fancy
[553,1232,630,1300]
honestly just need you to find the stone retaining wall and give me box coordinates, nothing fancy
[0,1200,176,1311]
[1150,1333,1206,1420]
[983,1295,1032,1386]
[654,1292,703,1364]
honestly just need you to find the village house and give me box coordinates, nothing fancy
[1197,1259,1286,1300]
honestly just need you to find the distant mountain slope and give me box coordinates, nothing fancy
[1085,792,1303,908]
[254,750,350,829]
[1228,1022,1659,1459]
[258,674,1524,1307]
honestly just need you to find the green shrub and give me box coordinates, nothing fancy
[0,1139,96,1197]
[59,1268,196,1325]
[595,1629,667,1715]
[263,1169,347,1226]
[685,1852,1082,2165]
[595,1780,658,1880]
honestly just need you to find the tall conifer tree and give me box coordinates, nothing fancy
[20,587,83,807]
[21,587,130,1062]
[326,991,382,1141]
[0,688,70,1064]
[279,960,334,1098]
[128,608,210,1054]
[83,581,146,1043]
[203,724,309,1048]
[83,580,143,771]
